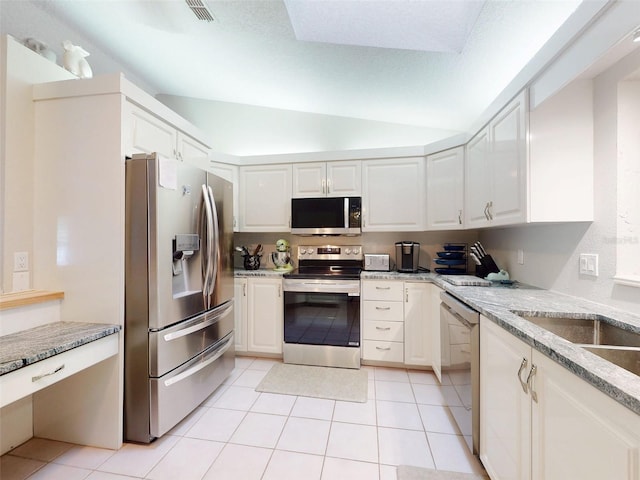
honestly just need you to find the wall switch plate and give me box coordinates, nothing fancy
[579,253,599,277]
[13,271,30,291]
[517,249,524,265]
[14,252,28,272]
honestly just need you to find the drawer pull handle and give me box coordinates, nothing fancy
[375,326,391,331]
[375,286,391,290]
[376,346,391,351]
[32,364,65,382]
[517,357,529,394]
[526,365,538,403]
[375,306,391,311]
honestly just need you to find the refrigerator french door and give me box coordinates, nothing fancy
[125,153,234,443]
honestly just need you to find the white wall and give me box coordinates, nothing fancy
[478,48,640,313]
[157,94,460,157]
[1,36,75,293]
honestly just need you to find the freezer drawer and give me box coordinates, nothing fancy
[150,331,234,438]
[149,300,233,377]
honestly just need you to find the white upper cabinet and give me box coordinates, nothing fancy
[465,84,593,229]
[292,161,361,198]
[528,79,593,222]
[209,161,240,232]
[362,157,426,231]
[127,104,210,168]
[465,90,527,228]
[239,164,292,232]
[426,147,465,230]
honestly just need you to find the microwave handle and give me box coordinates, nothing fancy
[344,198,349,229]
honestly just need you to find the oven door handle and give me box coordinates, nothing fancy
[283,282,361,295]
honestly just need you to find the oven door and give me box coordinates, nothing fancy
[283,279,360,347]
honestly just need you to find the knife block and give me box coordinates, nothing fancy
[475,264,490,278]
[475,254,500,278]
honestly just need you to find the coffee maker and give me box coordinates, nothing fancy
[395,241,420,273]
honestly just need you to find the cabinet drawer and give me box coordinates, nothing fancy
[0,334,119,408]
[449,324,471,345]
[363,321,404,342]
[362,340,404,362]
[362,301,403,322]
[362,281,403,301]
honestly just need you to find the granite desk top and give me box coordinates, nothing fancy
[0,322,121,376]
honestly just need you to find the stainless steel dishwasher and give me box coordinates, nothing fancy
[439,291,480,456]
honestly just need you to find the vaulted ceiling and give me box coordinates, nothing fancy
[2,0,585,133]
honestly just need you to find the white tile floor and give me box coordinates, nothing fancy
[1,357,486,480]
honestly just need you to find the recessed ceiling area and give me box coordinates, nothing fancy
[2,0,585,136]
[284,0,485,53]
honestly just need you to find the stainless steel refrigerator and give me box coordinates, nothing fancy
[124,152,234,443]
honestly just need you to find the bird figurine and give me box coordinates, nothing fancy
[62,40,93,79]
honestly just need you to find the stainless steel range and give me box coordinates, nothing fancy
[283,245,363,369]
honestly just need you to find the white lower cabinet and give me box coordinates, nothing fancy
[234,278,248,353]
[404,283,439,367]
[361,280,439,367]
[245,277,283,355]
[361,280,404,363]
[480,316,640,480]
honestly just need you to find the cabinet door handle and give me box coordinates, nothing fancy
[375,306,391,311]
[376,286,391,290]
[243,283,246,296]
[376,346,391,351]
[526,365,538,402]
[32,364,65,382]
[487,201,494,220]
[517,357,529,394]
[322,179,326,194]
[458,210,463,225]
[375,326,391,331]
[327,179,331,194]
[483,202,490,221]
[278,286,282,297]
[405,288,408,302]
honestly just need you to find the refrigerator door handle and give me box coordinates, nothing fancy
[163,334,234,387]
[162,303,233,342]
[200,184,215,309]
[207,185,219,298]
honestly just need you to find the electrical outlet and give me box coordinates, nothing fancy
[579,253,599,277]
[14,252,28,272]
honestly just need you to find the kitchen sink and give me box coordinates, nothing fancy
[581,346,640,376]
[512,312,640,377]
[517,315,640,348]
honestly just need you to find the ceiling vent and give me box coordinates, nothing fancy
[185,0,215,22]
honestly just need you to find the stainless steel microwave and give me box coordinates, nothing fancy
[291,197,362,236]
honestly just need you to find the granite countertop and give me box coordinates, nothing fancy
[0,322,121,376]
[234,269,289,278]
[440,283,640,415]
[240,267,640,413]
[363,270,640,414]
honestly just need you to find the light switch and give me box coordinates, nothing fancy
[579,254,599,277]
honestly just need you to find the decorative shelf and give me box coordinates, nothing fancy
[0,290,64,311]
